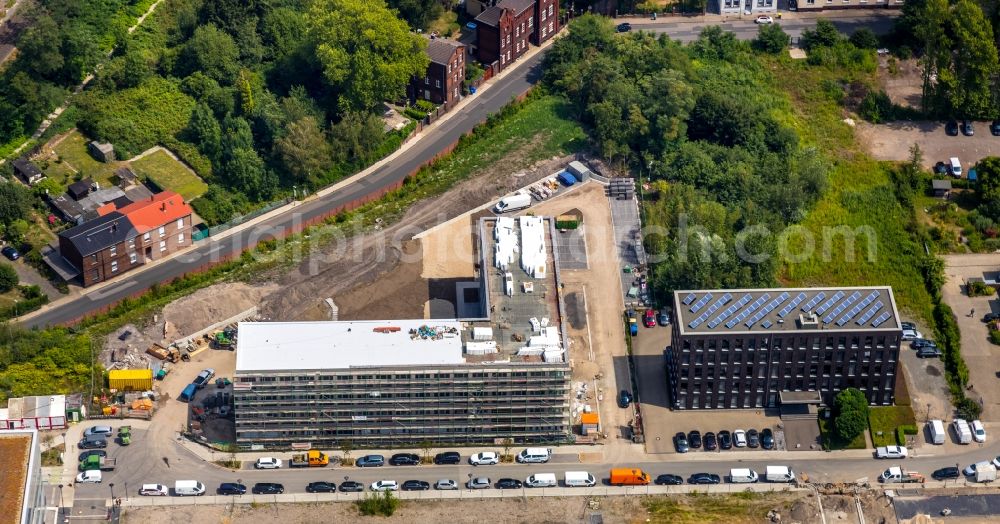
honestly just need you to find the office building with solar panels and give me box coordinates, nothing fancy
[668,287,902,410]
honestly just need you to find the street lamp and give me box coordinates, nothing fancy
[58,484,64,523]
[109,482,115,501]
[237,478,242,497]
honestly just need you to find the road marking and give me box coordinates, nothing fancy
[88,281,137,300]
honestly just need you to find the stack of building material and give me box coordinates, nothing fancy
[465,341,498,355]
[519,216,547,278]
[494,217,518,270]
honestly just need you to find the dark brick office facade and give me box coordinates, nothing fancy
[667,287,902,410]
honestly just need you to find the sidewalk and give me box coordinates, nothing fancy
[16,26,568,325]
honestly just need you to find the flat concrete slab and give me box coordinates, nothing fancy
[783,419,822,452]
[553,227,588,270]
[894,494,1000,521]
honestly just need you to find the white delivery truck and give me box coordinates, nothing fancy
[516,447,552,463]
[174,480,206,496]
[928,419,946,445]
[729,468,759,483]
[953,419,973,444]
[494,193,532,214]
[564,471,597,487]
[976,463,998,483]
[525,473,558,488]
[764,466,796,483]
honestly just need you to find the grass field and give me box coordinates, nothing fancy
[819,413,868,450]
[643,492,799,524]
[427,10,460,38]
[131,149,208,201]
[771,57,935,325]
[51,130,119,188]
[868,405,917,447]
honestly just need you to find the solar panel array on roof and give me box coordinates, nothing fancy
[802,292,826,312]
[690,293,713,313]
[760,320,773,329]
[746,292,788,328]
[726,293,770,329]
[871,311,891,327]
[778,292,808,318]
[836,291,880,326]
[708,293,752,329]
[823,291,862,324]
[682,293,697,305]
[815,291,846,316]
[855,301,884,325]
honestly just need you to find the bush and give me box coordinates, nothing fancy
[403,106,427,120]
[967,280,995,297]
[990,329,1000,345]
[414,99,435,113]
[0,263,17,292]
[555,219,579,229]
[858,90,895,124]
[356,491,399,516]
[753,24,790,54]
[849,28,879,50]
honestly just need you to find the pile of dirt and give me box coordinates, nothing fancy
[161,282,278,337]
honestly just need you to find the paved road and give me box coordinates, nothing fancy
[639,13,897,43]
[23,13,897,329]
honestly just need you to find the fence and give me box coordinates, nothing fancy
[205,197,294,238]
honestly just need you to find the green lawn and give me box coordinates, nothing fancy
[131,149,208,201]
[819,412,868,450]
[427,10,460,38]
[51,130,120,188]
[643,492,797,524]
[869,405,917,447]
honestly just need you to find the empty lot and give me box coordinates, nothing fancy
[856,120,1000,171]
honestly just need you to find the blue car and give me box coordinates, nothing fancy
[356,454,385,467]
[1,246,18,261]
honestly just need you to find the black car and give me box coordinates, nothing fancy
[945,119,959,136]
[761,428,775,450]
[932,466,961,480]
[703,432,718,451]
[78,450,107,461]
[217,483,247,495]
[252,483,284,495]
[616,22,632,33]
[911,338,936,349]
[434,451,461,465]
[991,120,1000,136]
[78,437,107,449]
[618,390,633,408]
[306,482,336,493]
[983,313,1000,323]
[746,429,760,448]
[718,430,732,450]
[496,478,523,489]
[673,432,689,453]
[901,321,916,330]
[389,453,420,466]
[687,430,702,449]
[654,474,683,485]
[962,120,975,136]
[338,481,364,492]
[933,161,948,175]
[1,246,19,261]
[688,473,721,485]
[401,480,431,491]
[917,347,942,358]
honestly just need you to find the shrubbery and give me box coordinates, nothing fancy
[356,491,399,516]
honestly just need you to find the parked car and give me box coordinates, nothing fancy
[688,473,721,485]
[874,445,909,459]
[991,120,1000,136]
[718,430,733,450]
[761,428,775,450]
[703,432,718,451]
[616,22,632,32]
[434,451,461,465]
[902,329,922,340]
[933,161,949,175]
[972,420,987,443]
[945,120,960,136]
[78,437,107,449]
[435,479,458,490]
[338,481,364,492]
[496,478,523,489]
[76,470,102,484]
[401,480,430,491]
[911,338,936,349]
[217,483,247,495]
[982,313,1000,323]
[901,321,916,330]
[962,120,975,136]
[673,432,689,453]
[658,309,670,326]
[356,455,385,467]
[467,477,491,489]
[643,309,656,327]
[654,474,683,485]
[254,457,282,469]
[733,429,748,448]
[1,246,19,261]
[251,483,284,495]
[917,346,942,358]
[688,430,702,449]
[192,368,215,388]
[932,467,961,480]
[138,484,169,496]
[993,456,1000,468]
[306,482,336,493]
[746,429,760,448]
[755,15,773,24]
[78,450,106,462]
[83,426,113,438]
[469,452,499,466]
[618,390,633,408]
[370,480,398,492]
[389,453,420,466]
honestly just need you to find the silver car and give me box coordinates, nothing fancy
[467,477,491,489]
[435,479,458,490]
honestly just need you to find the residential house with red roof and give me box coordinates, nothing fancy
[474,0,558,72]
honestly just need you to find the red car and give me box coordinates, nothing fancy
[643,309,656,327]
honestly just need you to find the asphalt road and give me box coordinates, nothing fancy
[23,14,897,329]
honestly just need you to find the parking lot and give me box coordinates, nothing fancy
[856,120,1000,172]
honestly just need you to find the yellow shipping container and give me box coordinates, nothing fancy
[108,369,154,391]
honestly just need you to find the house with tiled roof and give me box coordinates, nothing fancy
[475,0,558,72]
[58,191,193,287]
[409,36,466,107]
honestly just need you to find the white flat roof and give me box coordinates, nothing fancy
[236,320,466,372]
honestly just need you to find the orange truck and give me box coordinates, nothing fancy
[609,468,651,486]
[290,449,329,468]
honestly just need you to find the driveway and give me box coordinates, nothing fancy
[856,120,1000,172]
[6,257,61,298]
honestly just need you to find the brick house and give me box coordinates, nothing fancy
[409,37,466,107]
[58,191,193,287]
[475,0,558,71]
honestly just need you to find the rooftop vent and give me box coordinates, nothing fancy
[798,312,819,329]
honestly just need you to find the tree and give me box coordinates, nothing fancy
[221,148,274,200]
[307,0,429,112]
[849,28,879,49]
[328,111,387,163]
[692,26,742,62]
[17,15,64,80]
[388,0,443,30]
[187,103,222,162]
[834,387,869,416]
[975,157,1000,205]
[178,25,241,84]
[833,387,869,441]
[339,440,354,465]
[915,0,951,114]
[753,24,790,54]
[0,182,33,227]
[0,264,17,293]
[500,437,514,462]
[275,116,332,183]
[835,409,868,442]
[801,19,842,51]
[418,440,433,464]
[948,0,1000,118]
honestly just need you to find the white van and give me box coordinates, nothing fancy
[564,471,597,487]
[525,473,558,488]
[174,480,206,496]
[764,466,796,483]
[75,470,102,484]
[953,419,973,444]
[949,157,962,177]
[729,468,759,483]
[928,419,946,445]
[494,193,532,214]
[516,447,552,463]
